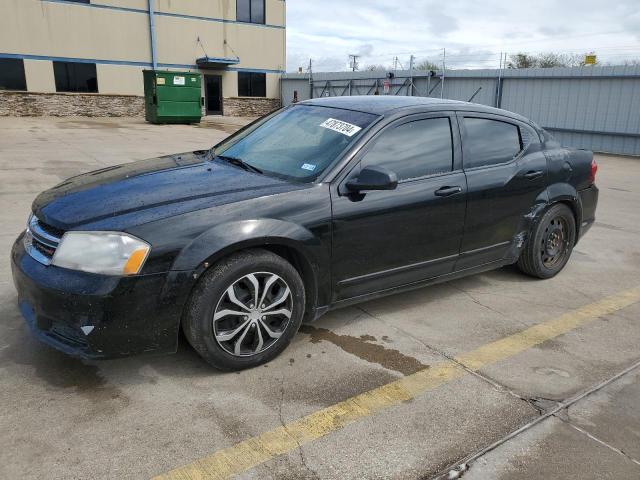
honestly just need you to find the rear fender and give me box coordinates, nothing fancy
[512,183,583,256]
[546,182,583,238]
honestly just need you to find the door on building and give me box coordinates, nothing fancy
[205,75,223,115]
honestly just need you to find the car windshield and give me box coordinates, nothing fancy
[212,105,379,182]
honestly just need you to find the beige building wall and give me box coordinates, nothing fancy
[24,60,56,93]
[0,0,285,108]
[266,73,280,98]
[97,65,147,96]
[100,0,148,10]
[152,0,285,25]
[155,16,285,71]
[0,0,151,62]
[221,71,239,98]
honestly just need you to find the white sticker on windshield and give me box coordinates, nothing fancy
[319,118,362,137]
[301,163,316,171]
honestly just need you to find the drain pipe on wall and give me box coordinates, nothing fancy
[148,0,158,70]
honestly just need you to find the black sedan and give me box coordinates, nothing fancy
[11,96,599,370]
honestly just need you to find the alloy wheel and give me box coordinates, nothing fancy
[212,272,293,357]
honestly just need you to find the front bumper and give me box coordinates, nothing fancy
[11,232,190,359]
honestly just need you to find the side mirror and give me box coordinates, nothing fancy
[346,165,398,192]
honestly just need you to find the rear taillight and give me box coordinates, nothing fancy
[589,158,598,184]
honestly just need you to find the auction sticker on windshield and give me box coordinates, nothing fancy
[319,118,362,137]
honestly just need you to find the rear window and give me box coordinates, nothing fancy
[463,117,522,168]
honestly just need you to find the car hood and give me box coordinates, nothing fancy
[33,152,303,231]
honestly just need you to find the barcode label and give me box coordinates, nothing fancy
[319,118,362,137]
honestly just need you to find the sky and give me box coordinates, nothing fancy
[285,0,640,72]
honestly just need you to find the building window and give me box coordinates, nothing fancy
[238,72,266,97]
[237,0,265,24]
[53,62,98,93]
[0,58,27,91]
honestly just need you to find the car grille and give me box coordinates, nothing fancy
[25,215,64,265]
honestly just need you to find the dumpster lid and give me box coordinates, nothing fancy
[196,56,240,68]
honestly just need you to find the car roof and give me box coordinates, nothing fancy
[299,96,530,123]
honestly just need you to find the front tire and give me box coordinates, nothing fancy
[517,203,576,279]
[182,249,305,370]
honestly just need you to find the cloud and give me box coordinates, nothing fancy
[356,44,374,57]
[425,12,458,35]
[285,0,640,72]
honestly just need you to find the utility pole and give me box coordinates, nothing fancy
[349,54,360,72]
[409,55,415,96]
[440,48,446,99]
[308,58,313,99]
[495,51,504,107]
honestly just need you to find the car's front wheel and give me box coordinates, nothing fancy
[517,203,576,279]
[183,249,305,370]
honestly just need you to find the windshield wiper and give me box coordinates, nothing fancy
[216,155,263,175]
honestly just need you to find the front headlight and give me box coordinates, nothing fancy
[52,231,150,276]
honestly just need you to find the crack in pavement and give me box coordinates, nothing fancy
[554,414,640,467]
[357,305,640,478]
[466,290,581,310]
[277,373,320,479]
[355,305,532,405]
[431,359,640,479]
[450,285,512,321]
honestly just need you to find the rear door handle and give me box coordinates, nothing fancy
[434,186,462,197]
[523,170,544,180]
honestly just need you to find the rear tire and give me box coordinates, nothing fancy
[517,204,576,279]
[182,249,305,370]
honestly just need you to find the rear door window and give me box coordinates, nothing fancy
[463,117,522,168]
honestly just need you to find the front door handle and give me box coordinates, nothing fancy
[523,170,544,180]
[434,186,462,197]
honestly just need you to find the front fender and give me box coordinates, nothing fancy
[171,218,331,312]
[173,218,324,271]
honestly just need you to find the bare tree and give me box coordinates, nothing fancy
[536,52,567,68]
[508,52,601,68]
[365,64,389,72]
[507,53,538,69]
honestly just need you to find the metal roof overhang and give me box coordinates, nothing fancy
[196,56,240,69]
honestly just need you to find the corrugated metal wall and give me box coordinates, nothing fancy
[281,66,640,156]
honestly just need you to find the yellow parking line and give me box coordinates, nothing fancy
[154,286,640,480]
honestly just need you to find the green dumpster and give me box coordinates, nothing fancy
[143,70,202,124]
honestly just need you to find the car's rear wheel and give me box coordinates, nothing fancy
[182,249,305,370]
[517,203,576,279]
